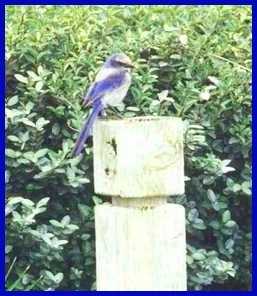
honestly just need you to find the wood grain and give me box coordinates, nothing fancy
[93,116,184,198]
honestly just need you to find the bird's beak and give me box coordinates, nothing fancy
[124,59,134,68]
[117,57,134,69]
[126,62,134,68]
[119,57,134,69]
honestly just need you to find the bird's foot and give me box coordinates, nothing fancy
[106,107,123,119]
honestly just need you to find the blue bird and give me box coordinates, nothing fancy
[72,53,133,157]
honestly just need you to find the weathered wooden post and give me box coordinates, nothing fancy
[93,116,186,291]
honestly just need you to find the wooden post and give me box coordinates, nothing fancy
[93,116,186,291]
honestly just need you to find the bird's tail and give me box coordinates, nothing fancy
[72,100,103,157]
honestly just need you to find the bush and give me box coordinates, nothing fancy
[6,6,251,290]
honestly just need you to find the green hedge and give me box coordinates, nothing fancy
[6,6,251,291]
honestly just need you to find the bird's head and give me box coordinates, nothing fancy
[107,53,134,71]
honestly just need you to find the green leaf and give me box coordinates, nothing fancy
[27,70,41,81]
[212,201,220,211]
[222,210,231,223]
[35,149,49,158]
[225,238,234,250]
[188,208,199,222]
[81,234,91,240]
[67,224,79,232]
[7,135,21,143]
[5,245,13,254]
[14,74,28,84]
[7,196,24,205]
[209,220,220,230]
[36,118,50,130]
[192,252,206,261]
[61,215,70,225]
[8,197,34,207]
[232,184,241,192]
[52,123,60,135]
[34,171,51,179]
[35,81,44,92]
[193,218,206,230]
[6,149,20,158]
[78,204,91,218]
[37,197,50,208]
[37,65,44,76]
[126,106,140,112]
[92,196,103,205]
[242,181,251,195]
[24,151,37,162]
[207,189,217,203]
[203,176,215,185]
[78,177,90,184]
[6,108,24,119]
[20,131,30,143]
[7,96,19,106]
[50,219,64,228]
[54,273,64,284]
[225,220,237,228]
[20,118,35,128]
[187,255,194,265]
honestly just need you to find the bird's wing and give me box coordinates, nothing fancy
[83,66,110,106]
[83,71,126,107]
[82,82,98,107]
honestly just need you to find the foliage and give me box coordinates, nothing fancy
[6,6,251,291]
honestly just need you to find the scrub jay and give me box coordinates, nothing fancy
[72,53,133,157]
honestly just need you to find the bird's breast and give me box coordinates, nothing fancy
[103,73,131,107]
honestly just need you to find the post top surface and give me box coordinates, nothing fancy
[97,116,182,125]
